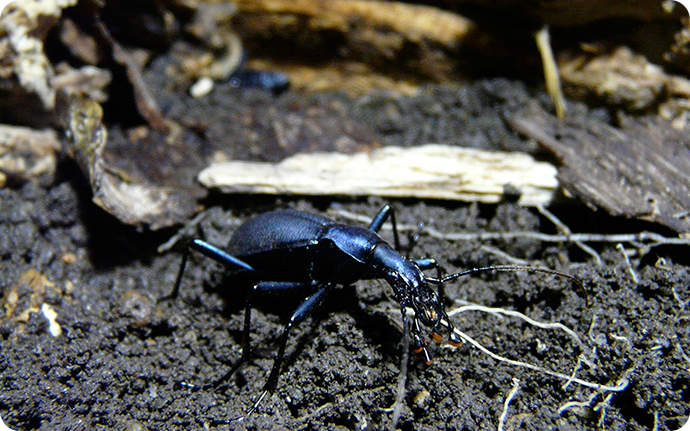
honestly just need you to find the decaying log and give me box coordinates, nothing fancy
[512,107,690,234]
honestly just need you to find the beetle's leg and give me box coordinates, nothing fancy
[237,283,333,420]
[405,230,418,258]
[168,239,256,299]
[189,239,256,272]
[368,205,392,232]
[414,258,443,278]
[168,245,192,300]
[213,281,311,389]
[368,205,401,251]
[369,205,425,256]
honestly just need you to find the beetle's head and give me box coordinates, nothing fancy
[375,252,462,362]
[372,243,463,362]
[409,282,442,327]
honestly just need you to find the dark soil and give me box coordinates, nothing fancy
[1,78,689,431]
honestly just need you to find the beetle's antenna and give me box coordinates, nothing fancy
[428,265,587,304]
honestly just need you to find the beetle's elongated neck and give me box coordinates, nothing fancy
[369,243,422,300]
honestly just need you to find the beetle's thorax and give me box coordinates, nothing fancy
[323,224,445,329]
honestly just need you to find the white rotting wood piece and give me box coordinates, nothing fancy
[199,144,558,206]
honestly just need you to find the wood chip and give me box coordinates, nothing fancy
[0,124,60,186]
[199,144,558,206]
[0,0,78,110]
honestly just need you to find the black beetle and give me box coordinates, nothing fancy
[229,68,291,95]
[170,205,579,419]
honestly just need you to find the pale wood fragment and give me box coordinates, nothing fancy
[0,124,59,186]
[199,144,558,206]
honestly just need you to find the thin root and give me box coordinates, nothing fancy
[497,378,521,431]
[329,209,690,253]
[389,315,411,430]
[616,243,639,283]
[536,205,601,265]
[448,302,586,351]
[449,326,628,392]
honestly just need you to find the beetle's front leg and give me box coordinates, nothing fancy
[369,205,424,257]
[415,258,443,279]
[368,205,402,251]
